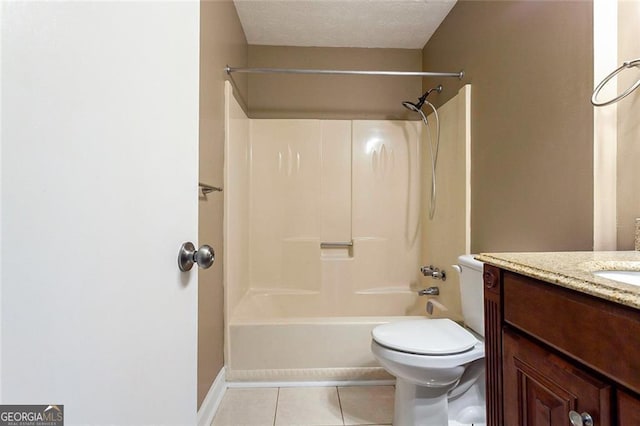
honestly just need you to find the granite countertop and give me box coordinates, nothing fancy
[476,251,640,310]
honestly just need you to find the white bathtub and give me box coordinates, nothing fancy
[226,291,426,382]
[223,107,430,382]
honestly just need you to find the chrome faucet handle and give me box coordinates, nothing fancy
[420,265,435,276]
[418,287,440,296]
[431,270,446,281]
[421,265,447,281]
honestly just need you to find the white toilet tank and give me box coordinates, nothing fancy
[456,255,485,337]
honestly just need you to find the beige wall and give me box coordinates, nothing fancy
[617,0,640,249]
[247,45,422,120]
[198,0,247,408]
[422,1,594,252]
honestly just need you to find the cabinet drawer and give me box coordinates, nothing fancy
[503,271,640,394]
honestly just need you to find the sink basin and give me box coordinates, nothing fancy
[592,270,640,286]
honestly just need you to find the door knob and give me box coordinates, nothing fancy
[569,410,593,426]
[178,242,215,271]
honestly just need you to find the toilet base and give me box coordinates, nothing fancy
[448,371,486,425]
[393,378,450,426]
[393,376,486,426]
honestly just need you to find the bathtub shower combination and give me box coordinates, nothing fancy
[223,81,471,383]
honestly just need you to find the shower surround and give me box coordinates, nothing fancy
[223,82,425,382]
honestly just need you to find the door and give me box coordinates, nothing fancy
[1,2,199,424]
[618,391,640,426]
[503,330,612,426]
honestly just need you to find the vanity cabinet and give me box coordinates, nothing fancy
[483,264,640,426]
[503,329,611,426]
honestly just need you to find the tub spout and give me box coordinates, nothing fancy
[418,287,440,296]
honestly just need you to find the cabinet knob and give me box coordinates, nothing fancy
[569,410,593,426]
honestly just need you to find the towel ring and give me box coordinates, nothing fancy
[592,58,640,107]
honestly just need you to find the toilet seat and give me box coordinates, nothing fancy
[371,338,485,370]
[372,319,478,355]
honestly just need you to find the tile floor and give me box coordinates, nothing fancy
[211,385,394,426]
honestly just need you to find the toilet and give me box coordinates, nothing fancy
[371,255,486,426]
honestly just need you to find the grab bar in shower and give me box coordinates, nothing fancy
[320,241,353,249]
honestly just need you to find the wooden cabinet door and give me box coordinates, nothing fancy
[503,330,612,426]
[618,391,640,425]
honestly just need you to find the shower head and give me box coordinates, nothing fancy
[402,84,443,112]
[402,100,422,112]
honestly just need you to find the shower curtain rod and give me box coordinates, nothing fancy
[225,65,464,79]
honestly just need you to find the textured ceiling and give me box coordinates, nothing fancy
[233,0,457,49]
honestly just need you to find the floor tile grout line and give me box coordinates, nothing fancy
[273,387,280,426]
[336,386,346,426]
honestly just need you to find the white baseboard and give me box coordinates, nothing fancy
[226,379,395,388]
[226,366,393,383]
[197,368,227,426]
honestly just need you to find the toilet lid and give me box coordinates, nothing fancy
[372,319,479,355]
